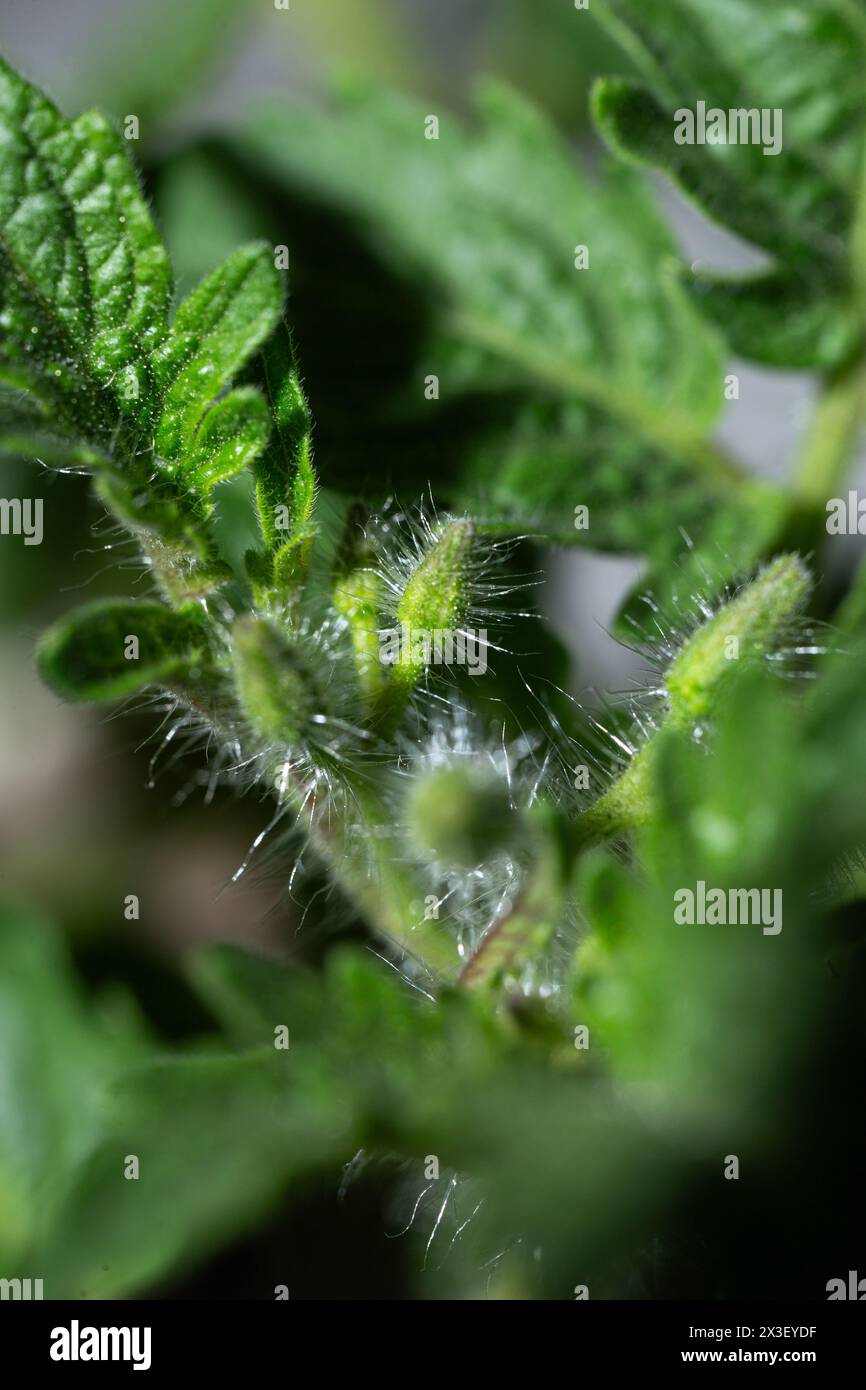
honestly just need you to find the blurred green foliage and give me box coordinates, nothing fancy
[594,0,866,370]
[5,634,866,1295]
[2,0,866,1302]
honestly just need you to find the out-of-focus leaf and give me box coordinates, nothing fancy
[183,945,675,1293]
[0,907,345,1299]
[593,0,866,367]
[227,80,777,578]
[479,0,630,129]
[592,680,811,1126]
[11,932,668,1297]
[0,387,105,468]
[0,905,146,1269]
[33,1050,340,1299]
[291,0,431,94]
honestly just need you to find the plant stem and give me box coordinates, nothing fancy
[790,356,866,513]
[284,770,458,981]
[849,110,866,322]
[572,745,654,851]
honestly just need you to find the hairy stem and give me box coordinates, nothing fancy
[459,807,570,990]
[284,770,458,981]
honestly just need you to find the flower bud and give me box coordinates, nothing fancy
[666,555,811,725]
[391,518,475,690]
[406,765,517,867]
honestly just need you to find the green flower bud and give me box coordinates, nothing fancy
[391,518,475,692]
[666,554,811,725]
[406,765,517,867]
[577,555,812,846]
[333,565,386,702]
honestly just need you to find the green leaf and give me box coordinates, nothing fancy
[24,943,475,1296]
[0,904,146,1268]
[683,267,859,372]
[9,882,846,1296]
[152,242,282,461]
[0,58,294,582]
[578,674,815,1134]
[228,80,771,572]
[593,0,866,367]
[37,599,211,702]
[33,1050,328,1299]
[573,634,866,1190]
[180,944,664,1292]
[186,386,271,490]
[188,945,306,1047]
[0,61,170,435]
[0,910,353,1299]
[249,321,316,595]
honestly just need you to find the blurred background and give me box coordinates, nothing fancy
[2,0,865,1297]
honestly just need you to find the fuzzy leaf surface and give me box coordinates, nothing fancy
[0,57,294,579]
